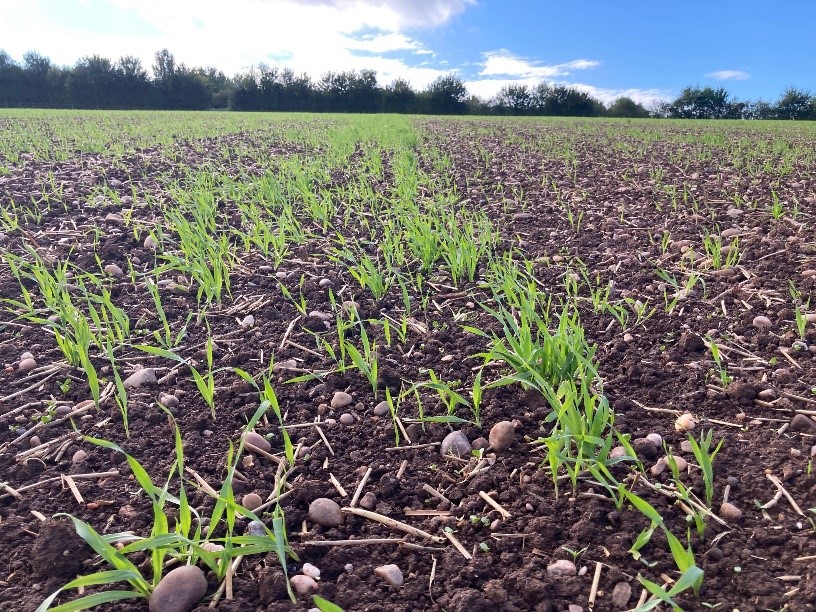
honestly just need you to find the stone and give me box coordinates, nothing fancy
[144,235,158,250]
[359,492,377,510]
[123,368,157,389]
[488,421,515,452]
[719,502,743,521]
[318,278,333,288]
[149,565,208,612]
[240,315,255,329]
[546,559,577,576]
[631,437,659,459]
[242,493,263,511]
[242,431,272,453]
[18,357,37,373]
[290,574,319,597]
[611,582,632,608]
[71,449,88,464]
[302,563,321,579]
[159,393,179,409]
[339,413,354,425]
[331,391,353,409]
[440,430,471,458]
[374,564,404,586]
[104,212,122,224]
[309,498,342,527]
[789,414,816,433]
[104,264,123,278]
[752,315,772,329]
[471,437,489,451]
[373,401,390,416]
[246,521,266,536]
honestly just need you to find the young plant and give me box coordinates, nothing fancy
[686,430,723,508]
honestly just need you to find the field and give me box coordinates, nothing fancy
[0,110,815,612]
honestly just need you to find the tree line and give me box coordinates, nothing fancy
[1,49,814,119]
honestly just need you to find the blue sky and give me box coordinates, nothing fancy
[0,0,812,106]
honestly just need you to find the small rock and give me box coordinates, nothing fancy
[302,563,321,579]
[708,547,724,561]
[72,449,88,464]
[789,414,816,433]
[149,565,208,612]
[344,563,354,572]
[290,574,319,597]
[318,278,333,288]
[30,435,42,448]
[242,431,272,453]
[159,393,179,409]
[666,455,688,471]
[611,582,632,607]
[331,391,353,409]
[359,492,377,510]
[242,493,263,511]
[758,388,777,400]
[374,564,403,586]
[18,357,37,373]
[680,440,693,453]
[246,520,266,536]
[440,430,471,458]
[609,446,630,459]
[339,413,354,425]
[104,264,123,278]
[123,368,157,389]
[308,310,332,322]
[144,235,158,250]
[201,542,225,553]
[240,315,255,329]
[720,502,743,521]
[489,421,515,452]
[675,413,696,432]
[547,559,577,576]
[104,212,122,224]
[727,476,739,488]
[471,437,489,451]
[373,401,390,416]
[752,315,772,329]
[650,457,667,476]
[645,433,662,447]
[309,498,342,527]
[623,332,634,343]
[568,606,583,612]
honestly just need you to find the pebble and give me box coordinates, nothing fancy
[373,401,390,416]
[680,440,693,452]
[290,574,319,597]
[488,421,515,452]
[123,368,157,389]
[331,391,353,409]
[201,542,225,553]
[727,476,739,488]
[242,493,263,511]
[309,498,342,527]
[20,351,34,360]
[149,565,208,612]
[631,438,659,459]
[609,446,630,459]
[29,436,42,448]
[645,433,662,447]
[623,332,634,343]
[758,388,777,400]
[72,449,88,464]
[720,502,743,521]
[318,278,333,288]
[708,547,724,561]
[104,212,123,224]
[339,413,354,425]
[302,563,321,579]
[18,357,37,373]
[675,413,696,432]
[246,521,266,536]
[344,563,354,572]
[359,492,377,510]
[752,315,772,329]
[440,430,471,458]
[242,431,272,453]
[374,564,404,586]
[144,235,157,250]
[240,315,255,329]
[789,414,816,433]
[611,582,632,607]
[471,437,489,451]
[568,606,583,612]
[159,393,179,409]
[309,310,332,322]
[104,264,124,278]
[547,559,577,576]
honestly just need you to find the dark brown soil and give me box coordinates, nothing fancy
[1,118,815,612]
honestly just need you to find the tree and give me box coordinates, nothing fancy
[667,86,731,119]
[423,74,467,114]
[774,87,815,120]
[607,97,650,118]
[494,84,532,115]
[383,78,415,113]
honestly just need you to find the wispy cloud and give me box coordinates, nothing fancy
[281,0,476,28]
[706,69,750,81]
[480,49,600,79]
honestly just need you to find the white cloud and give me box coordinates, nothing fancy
[0,0,454,89]
[480,49,600,79]
[706,69,750,81]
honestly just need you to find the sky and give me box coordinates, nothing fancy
[0,0,813,107]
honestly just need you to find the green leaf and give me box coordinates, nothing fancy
[312,595,345,612]
[37,589,144,612]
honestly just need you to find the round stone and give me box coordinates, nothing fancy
[242,493,263,511]
[18,357,37,373]
[149,565,208,612]
[547,559,577,576]
[331,391,353,409]
[440,431,471,458]
[488,421,515,452]
[242,431,272,453]
[308,498,342,527]
[373,401,390,416]
[339,413,354,425]
[752,315,772,329]
[290,574,319,597]
[374,564,403,586]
